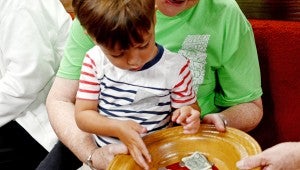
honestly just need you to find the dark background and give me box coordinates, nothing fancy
[236,0,300,21]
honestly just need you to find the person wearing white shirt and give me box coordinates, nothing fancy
[0,0,71,169]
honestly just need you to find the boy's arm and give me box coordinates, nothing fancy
[74,98,151,169]
[75,99,123,136]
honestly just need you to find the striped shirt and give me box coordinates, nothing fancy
[77,44,196,146]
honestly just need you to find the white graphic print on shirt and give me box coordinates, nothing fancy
[178,35,210,93]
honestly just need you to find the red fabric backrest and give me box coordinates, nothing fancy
[249,19,300,149]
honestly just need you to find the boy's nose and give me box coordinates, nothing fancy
[127,57,141,67]
[127,50,142,66]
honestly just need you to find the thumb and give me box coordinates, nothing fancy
[202,114,226,132]
[236,155,263,169]
[213,118,226,132]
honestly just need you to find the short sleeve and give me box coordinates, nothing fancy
[171,60,197,108]
[215,22,262,106]
[57,18,95,80]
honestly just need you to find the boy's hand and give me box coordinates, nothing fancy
[172,106,200,134]
[117,120,151,170]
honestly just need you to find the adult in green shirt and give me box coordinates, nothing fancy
[43,0,263,169]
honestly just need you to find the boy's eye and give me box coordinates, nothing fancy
[139,42,149,49]
[111,52,124,58]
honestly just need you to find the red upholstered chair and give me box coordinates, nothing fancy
[249,19,300,149]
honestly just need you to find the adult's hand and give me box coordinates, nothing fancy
[236,142,300,170]
[92,143,128,170]
[203,98,263,132]
[202,113,226,132]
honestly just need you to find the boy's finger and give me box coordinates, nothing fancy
[131,146,150,170]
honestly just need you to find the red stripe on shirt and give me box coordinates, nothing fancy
[174,69,191,88]
[86,54,96,67]
[81,71,95,77]
[179,59,190,74]
[79,80,99,85]
[78,88,99,94]
[173,85,193,97]
[171,93,195,104]
[172,78,192,96]
[82,61,93,69]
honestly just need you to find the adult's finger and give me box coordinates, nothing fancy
[202,114,226,132]
[236,155,264,170]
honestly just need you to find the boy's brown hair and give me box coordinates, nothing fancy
[73,0,155,50]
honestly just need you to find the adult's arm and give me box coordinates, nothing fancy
[46,77,127,169]
[46,77,94,162]
[202,98,263,132]
[236,142,300,169]
[202,9,263,133]
[220,97,263,132]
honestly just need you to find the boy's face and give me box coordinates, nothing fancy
[100,30,157,71]
[156,0,199,17]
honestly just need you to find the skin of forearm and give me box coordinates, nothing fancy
[75,98,127,138]
[46,78,97,163]
[291,142,300,168]
[220,98,263,132]
[76,109,122,138]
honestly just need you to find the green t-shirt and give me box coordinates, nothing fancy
[58,0,262,116]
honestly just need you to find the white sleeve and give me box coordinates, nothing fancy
[0,9,67,126]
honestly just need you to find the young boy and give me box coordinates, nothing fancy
[73,0,201,169]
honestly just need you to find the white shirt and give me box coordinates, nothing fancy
[0,0,71,151]
[77,45,196,146]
